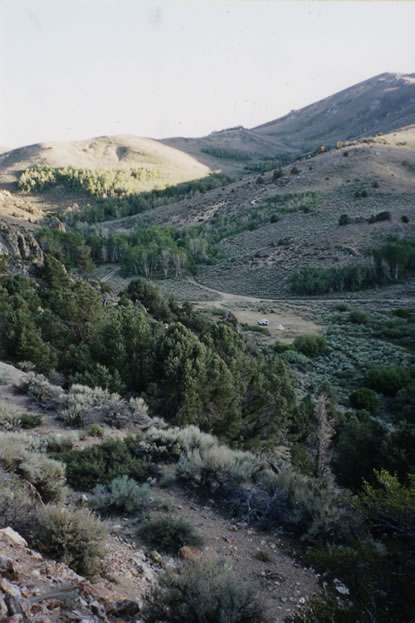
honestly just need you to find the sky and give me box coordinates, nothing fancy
[0,0,414,148]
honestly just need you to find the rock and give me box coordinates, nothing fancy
[0,223,43,264]
[148,551,163,565]
[89,600,107,618]
[27,550,43,561]
[334,579,350,595]
[0,596,8,617]
[4,593,26,617]
[107,599,140,618]
[223,536,236,544]
[0,578,22,599]
[47,217,65,233]
[0,557,18,580]
[0,528,28,547]
[178,546,204,561]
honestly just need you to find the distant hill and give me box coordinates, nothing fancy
[2,73,414,187]
[0,135,212,191]
[163,73,415,173]
[253,72,415,151]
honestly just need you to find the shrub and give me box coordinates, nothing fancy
[61,384,146,429]
[0,481,40,539]
[138,517,203,554]
[0,400,22,430]
[349,388,380,415]
[59,438,156,490]
[368,210,391,223]
[338,214,351,226]
[366,366,410,396]
[46,432,78,452]
[348,310,368,324]
[281,349,310,369]
[89,476,151,514]
[301,472,415,623]
[19,373,65,405]
[142,558,264,623]
[293,334,328,358]
[19,454,66,503]
[0,434,37,471]
[36,505,107,576]
[175,427,260,494]
[334,302,349,312]
[255,470,355,542]
[392,308,411,319]
[401,215,409,224]
[89,424,104,437]
[272,168,283,181]
[254,550,271,562]
[19,414,42,429]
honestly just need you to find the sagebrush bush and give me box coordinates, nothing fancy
[19,453,66,503]
[348,310,369,324]
[0,480,40,539]
[37,505,107,576]
[293,334,328,358]
[61,384,148,428]
[20,372,65,404]
[46,432,79,452]
[175,427,260,494]
[0,400,21,430]
[0,433,66,502]
[89,475,151,514]
[142,558,264,623]
[138,516,203,554]
[225,468,356,543]
[0,434,35,470]
[281,349,310,369]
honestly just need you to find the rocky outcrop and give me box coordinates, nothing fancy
[0,527,156,622]
[0,222,44,265]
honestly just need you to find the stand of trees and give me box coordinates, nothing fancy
[291,239,415,295]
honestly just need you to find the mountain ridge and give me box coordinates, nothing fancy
[1,71,414,184]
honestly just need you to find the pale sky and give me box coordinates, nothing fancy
[0,0,414,148]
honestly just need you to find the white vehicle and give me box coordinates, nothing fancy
[258,318,269,326]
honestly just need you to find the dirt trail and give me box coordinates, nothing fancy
[101,267,120,282]
[188,278,321,342]
[188,277,415,306]
[188,277,273,304]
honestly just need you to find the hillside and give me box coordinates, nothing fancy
[163,72,415,172]
[100,125,415,298]
[253,72,415,152]
[0,134,212,192]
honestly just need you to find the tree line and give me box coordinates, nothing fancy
[18,165,232,224]
[291,239,415,295]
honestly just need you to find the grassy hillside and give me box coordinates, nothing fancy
[0,134,212,193]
